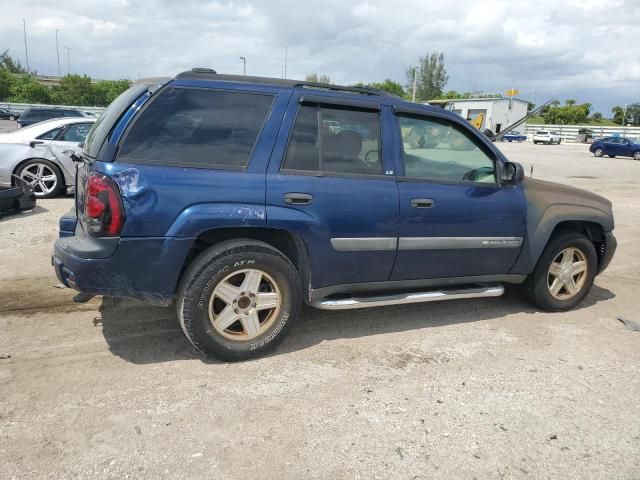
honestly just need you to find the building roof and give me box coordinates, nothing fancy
[426,97,529,105]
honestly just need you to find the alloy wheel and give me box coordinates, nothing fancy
[208,269,281,341]
[19,163,58,196]
[547,247,588,300]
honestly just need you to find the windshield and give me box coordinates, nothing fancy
[83,82,151,158]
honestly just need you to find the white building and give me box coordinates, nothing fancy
[425,97,529,134]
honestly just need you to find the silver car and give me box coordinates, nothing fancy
[0,117,96,197]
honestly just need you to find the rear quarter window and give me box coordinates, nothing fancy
[116,87,274,169]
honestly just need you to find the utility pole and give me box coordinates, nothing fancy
[55,29,61,77]
[411,67,418,102]
[284,47,287,79]
[240,56,246,76]
[64,45,71,74]
[23,19,30,72]
[622,104,628,135]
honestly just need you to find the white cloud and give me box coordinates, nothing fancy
[0,0,638,112]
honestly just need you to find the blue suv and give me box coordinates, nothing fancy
[53,69,617,360]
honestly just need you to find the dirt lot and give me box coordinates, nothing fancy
[1,141,639,479]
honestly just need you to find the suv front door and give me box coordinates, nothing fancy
[266,94,399,291]
[390,110,526,281]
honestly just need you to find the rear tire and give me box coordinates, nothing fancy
[608,155,615,158]
[15,159,63,198]
[594,148,603,157]
[523,232,597,312]
[633,151,640,160]
[176,239,302,361]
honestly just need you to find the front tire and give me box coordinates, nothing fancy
[176,240,302,361]
[523,232,597,311]
[593,148,603,157]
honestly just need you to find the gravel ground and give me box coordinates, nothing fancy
[1,141,639,479]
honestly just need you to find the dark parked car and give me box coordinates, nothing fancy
[0,107,20,120]
[589,136,640,160]
[53,69,617,361]
[501,130,527,142]
[17,107,87,128]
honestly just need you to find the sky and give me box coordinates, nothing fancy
[0,0,638,114]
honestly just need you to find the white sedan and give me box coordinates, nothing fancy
[533,130,562,145]
[0,117,95,198]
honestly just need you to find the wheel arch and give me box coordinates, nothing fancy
[11,157,65,185]
[177,227,311,300]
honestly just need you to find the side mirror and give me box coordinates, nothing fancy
[500,161,524,184]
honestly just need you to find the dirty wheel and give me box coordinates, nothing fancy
[16,159,63,198]
[176,239,302,361]
[523,232,597,311]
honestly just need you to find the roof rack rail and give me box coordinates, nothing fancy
[175,69,397,98]
[294,81,397,98]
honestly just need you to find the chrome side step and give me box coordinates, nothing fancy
[310,284,504,310]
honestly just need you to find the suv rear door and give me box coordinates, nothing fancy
[390,108,526,281]
[266,93,399,290]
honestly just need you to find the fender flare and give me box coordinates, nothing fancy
[510,203,612,274]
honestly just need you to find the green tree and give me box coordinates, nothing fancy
[8,75,51,103]
[53,74,95,106]
[544,102,592,124]
[405,52,448,101]
[93,79,132,106]
[305,73,332,84]
[0,68,14,100]
[433,90,503,100]
[565,99,576,106]
[353,79,405,97]
[611,103,640,126]
[0,49,34,74]
[591,112,603,121]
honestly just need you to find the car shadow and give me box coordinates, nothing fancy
[0,204,49,221]
[98,284,615,365]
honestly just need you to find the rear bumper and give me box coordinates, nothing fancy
[53,234,194,305]
[597,232,617,274]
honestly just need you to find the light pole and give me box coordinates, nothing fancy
[411,67,418,102]
[23,19,30,72]
[240,56,246,76]
[622,104,628,135]
[55,29,61,77]
[64,45,71,74]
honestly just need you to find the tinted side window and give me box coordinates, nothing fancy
[398,116,496,183]
[117,87,274,168]
[60,123,92,142]
[283,105,382,175]
[37,127,62,140]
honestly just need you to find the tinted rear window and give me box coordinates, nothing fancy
[83,82,150,158]
[117,87,274,168]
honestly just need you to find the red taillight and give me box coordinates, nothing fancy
[84,173,124,236]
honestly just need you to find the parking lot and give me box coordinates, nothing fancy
[1,139,639,479]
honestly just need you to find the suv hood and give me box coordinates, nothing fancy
[523,177,614,230]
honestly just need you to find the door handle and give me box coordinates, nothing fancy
[410,198,435,208]
[284,192,314,205]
